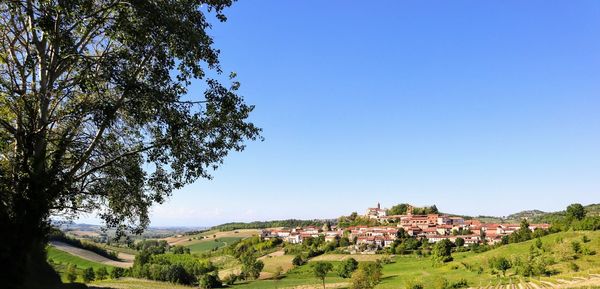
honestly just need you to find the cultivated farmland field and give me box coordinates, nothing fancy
[185,236,243,253]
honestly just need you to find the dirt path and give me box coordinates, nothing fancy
[50,241,133,268]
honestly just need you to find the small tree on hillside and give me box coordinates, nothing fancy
[455,237,465,247]
[312,262,334,289]
[82,267,95,283]
[96,267,108,280]
[66,264,78,283]
[432,239,453,263]
[292,255,304,266]
[567,203,586,221]
[350,262,383,289]
[337,257,359,278]
[110,267,125,279]
[490,257,511,277]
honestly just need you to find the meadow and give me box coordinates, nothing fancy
[48,230,600,289]
[185,237,244,254]
[47,246,115,283]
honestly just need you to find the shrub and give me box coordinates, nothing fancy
[292,255,305,266]
[222,273,237,285]
[66,264,78,283]
[82,267,95,283]
[405,279,424,289]
[447,279,469,289]
[199,273,222,289]
[571,241,582,254]
[337,258,358,278]
[96,267,108,280]
[110,267,125,279]
[569,262,580,272]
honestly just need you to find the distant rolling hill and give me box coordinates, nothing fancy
[443,203,599,224]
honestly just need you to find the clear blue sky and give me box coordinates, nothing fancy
[82,1,600,226]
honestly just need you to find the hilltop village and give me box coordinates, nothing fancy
[260,203,550,250]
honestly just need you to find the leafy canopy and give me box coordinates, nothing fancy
[0,0,260,237]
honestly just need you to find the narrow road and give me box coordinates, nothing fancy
[50,241,134,268]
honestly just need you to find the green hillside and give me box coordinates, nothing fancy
[232,231,600,289]
[47,246,115,283]
[185,237,243,254]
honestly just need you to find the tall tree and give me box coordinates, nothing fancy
[566,203,586,221]
[0,1,260,287]
[312,262,333,289]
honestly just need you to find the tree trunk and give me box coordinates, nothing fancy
[0,182,61,289]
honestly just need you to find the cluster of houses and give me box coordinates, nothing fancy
[260,203,550,250]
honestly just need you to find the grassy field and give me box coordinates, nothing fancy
[185,236,243,253]
[228,231,600,289]
[48,230,600,289]
[47,246,115,283]
[310,254,387,262]
[90,278,194,289]
[163,229,258,246]
[377,230,600,289]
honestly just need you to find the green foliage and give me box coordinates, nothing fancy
[0,0,261,284]
[387,204,439,215]
[405,279,424,289]
[312,262,334,288]
[48,229,120,261]
[432,239,454,263]
[292,255,305,266]
[110,267,125,279]
[96,267,108,280]
[337,258,359,278]
[571,240,582,254]
[82,267,95,283]
[199,273,222,289]
[351,262,383,289]
[569,262,580,272]
[213,220,328,231]
[454,238,465,247]
[350,262,382,289]
[136,240,170,254]
[132,251,216,285]
[337,213,379,228]
[489,257,511,276]
[567,203,586,221]
[223,273,238,285]
[171,245,191,254]
[66,264,78,283]
[509,219,533,243]
[535,237,543,249]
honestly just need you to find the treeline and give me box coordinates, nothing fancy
[130,240,221,287]
[48,229,120,261]
[337,212,379,228]
[387,203,439,215]
[212,219,334,231]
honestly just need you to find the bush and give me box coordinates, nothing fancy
[222,273,237,285]
[82,267,95,283]
[405,279,424,289]
[569,262,580,272]
[447,279,469,289]
[96,267,108,280]
[110,267,125,279]
[66,264,78,283]
[199,273,222,289]
[292,255,305,266]
[337,258,358,278]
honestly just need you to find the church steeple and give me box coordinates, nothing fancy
[377,202,380,209]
